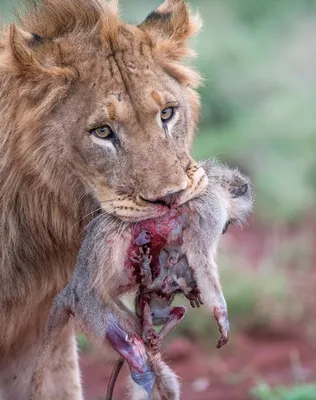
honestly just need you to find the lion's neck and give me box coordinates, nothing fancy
[0,171,97,304]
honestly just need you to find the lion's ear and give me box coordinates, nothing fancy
[6,23,74,78]
[140,0,201,59]
[9,24,43,70]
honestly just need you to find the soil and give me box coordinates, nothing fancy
[80,333,316,400]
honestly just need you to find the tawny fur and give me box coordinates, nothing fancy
[0,0,207,398]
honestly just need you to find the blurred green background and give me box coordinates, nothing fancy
[1,1,316,399]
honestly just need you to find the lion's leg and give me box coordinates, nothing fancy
[0,347,37,400]
[41,323,83,400]
[30,292,72,399]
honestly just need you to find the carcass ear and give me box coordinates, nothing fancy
[140,0,201,54]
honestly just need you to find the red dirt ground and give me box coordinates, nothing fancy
[80,333,316,400]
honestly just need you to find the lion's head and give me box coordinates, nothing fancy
[0,0,207,222]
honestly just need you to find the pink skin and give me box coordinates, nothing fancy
[106,323,148,373]
[161,277,168,291]
[105,321,156,399]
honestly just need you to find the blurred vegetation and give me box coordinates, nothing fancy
[1,0,316,223]
[77,333,90,352]
[250,382,316,400]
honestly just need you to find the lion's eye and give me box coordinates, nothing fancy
[161,107,175,123]
[91,125,115,139]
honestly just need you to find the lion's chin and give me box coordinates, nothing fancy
[113,206,170,222]
[101,201,170,223]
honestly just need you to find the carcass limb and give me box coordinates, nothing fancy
[185,288,204,308]
[214,305,229,348]
[157,306,186,342]
[105,321,149,373]
[131,247,153,287]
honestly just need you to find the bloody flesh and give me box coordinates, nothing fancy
[126,209,190,281]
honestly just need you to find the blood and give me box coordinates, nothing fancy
[126,209,191,280]
[161,276,168,290]
[169,306,186,319]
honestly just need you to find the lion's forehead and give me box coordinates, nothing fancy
[72,40,157,83]
[72,39,179,101]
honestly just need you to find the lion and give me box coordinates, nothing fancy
[0,0,208,398]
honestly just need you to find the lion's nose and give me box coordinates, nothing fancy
[141,186,187,206]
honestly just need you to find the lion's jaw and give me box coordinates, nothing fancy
[1,0,205,224]
[96,163,209,222]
